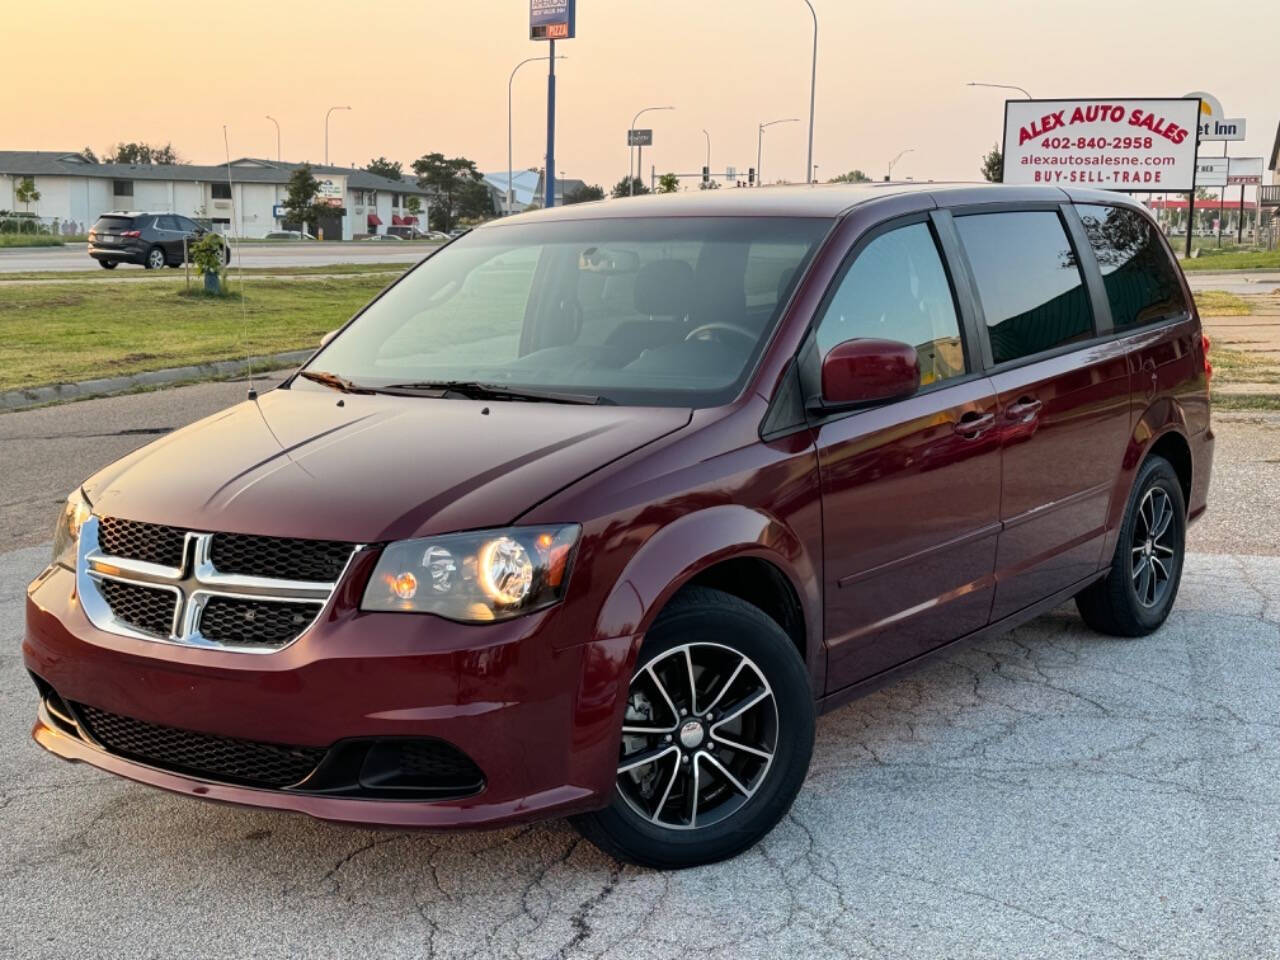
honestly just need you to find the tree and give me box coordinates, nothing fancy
[80,146,99,163]
[412,153,490,232]
[657,172,680,194]
[829,169,872,183]
[366,157,402,181]
[980,144,1003,183]
[102,141,181,165]
[611,175,649,198]
[563,183,605,205]
[405,195,423,216]
[282,164,326,237]
[15,177,40,212]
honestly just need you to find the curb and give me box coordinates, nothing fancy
[0,348,314,412]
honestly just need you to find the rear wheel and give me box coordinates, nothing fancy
[98,260,117,270]
[1075,455,1186,636]
[144,246,166,270]
[572,586,814,869]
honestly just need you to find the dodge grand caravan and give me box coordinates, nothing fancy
[26,183,1213,868]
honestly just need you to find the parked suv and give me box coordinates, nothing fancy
[27,183,1212,868]
[87,212,229,270]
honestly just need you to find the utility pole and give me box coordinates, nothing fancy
[265,115,280,162]
[324,106,350,166]
[803,0,817,184]
[544,40,556,208]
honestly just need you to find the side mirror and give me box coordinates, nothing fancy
[319,329,339,348]
[817,338,920,409]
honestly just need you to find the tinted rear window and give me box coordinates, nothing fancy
[956,211,1094,366]
[92,216,134,232]
[1076,204,1188,330]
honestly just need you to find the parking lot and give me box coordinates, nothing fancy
[1,386,1278,959]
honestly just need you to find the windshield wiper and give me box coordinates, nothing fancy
[297,370,375,394]
[379,380,607,405]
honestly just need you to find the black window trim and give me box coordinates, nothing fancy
[796,209,987,427]
[943,200,1106,375]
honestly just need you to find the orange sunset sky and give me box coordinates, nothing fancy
[3,0,1275,189]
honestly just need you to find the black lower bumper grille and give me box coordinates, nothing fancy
[73,702,325,788]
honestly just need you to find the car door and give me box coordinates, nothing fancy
[812,214,1003,690]
[175,216,202,261]
[154,215,182,261]
[950,206,1132,622]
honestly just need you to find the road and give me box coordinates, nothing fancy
[1184,271,1280,295]
[2,386,1278,958]
[0,242,428,273]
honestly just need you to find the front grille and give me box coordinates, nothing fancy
[73,702,325,788]
[198,596,319,648]
[97,517,186,568]
[97,578,176,637]
[209,533,354,583]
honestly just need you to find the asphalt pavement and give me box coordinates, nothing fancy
[1,387,1278,958]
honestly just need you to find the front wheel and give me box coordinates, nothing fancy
[1075,454,1186,636]
[572,586,815,869]
[98,260,117,270]
[144,246,166,270]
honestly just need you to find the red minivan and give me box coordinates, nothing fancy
[25,183,1213,868]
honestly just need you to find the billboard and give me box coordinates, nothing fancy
[530,0,574,40]
[1196,157,1229,188]
[1227,157,1263,186]
[316,174,346,207]
[1002,98,1201,192]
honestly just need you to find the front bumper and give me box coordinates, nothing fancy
[24,563,640,829]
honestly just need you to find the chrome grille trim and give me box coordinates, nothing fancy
[76,516,360,655]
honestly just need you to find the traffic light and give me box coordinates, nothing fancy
[748,167,755,186]
[702,166,709,187]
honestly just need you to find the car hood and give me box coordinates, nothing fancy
[84,387,691,542]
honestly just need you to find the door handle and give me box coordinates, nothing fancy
[1005,398,1043,421]
[954,411,996,437]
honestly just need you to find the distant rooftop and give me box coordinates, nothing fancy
[0,151,429,194]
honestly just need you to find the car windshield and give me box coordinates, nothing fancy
[302,216,829,407]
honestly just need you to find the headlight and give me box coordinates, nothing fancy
[51,489,92,569]
[362,525,580,622]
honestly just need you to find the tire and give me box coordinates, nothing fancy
[1075,455,1186,637]
[571,586,815,869]
[144,246,166,270]
[98,260,117,270]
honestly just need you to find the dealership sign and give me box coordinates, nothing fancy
[1003,98,1200,192]
[530,0,574,40]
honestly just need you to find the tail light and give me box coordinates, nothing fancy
[1201,333,1212,382]
[121,230,141,238]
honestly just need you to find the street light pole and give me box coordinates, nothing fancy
[803,0,817,184]
[509,54,565,215]
[628,105,674,196]
[265,115,280,162]
[887,148,914,181]
[757,118,800,187]
[702,128,711,181]
[324,106,351,166]
[966,81,1034,99]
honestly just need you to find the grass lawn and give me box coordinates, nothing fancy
[1180,249,1280,272]
[0,234,69,248]
[0,261,415,282]
[1192,290,1252,316]
[0,275,391,392]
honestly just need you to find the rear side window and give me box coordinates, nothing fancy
[814,221,966,387]
[956,211,1094,366]
[1076,204,1188,329]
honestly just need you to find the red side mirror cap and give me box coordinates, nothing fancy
[818,338,921,410]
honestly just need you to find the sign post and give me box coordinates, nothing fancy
[530,0,575,208]
[1227,157,1264,244]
